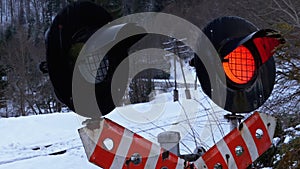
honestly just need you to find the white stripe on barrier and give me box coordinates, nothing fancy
[176,158,185,169]
[240,124,259,161]
[193,157,207,168]
[216,139,238,169]
[259,113,276,142]
[110,129,134,169]
[145,143,161,169]
[82,120,105,159]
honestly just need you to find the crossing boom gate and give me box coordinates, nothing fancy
[78,112,276,169]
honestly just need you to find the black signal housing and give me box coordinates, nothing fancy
[194,16,284,113]
[46,1,145,118]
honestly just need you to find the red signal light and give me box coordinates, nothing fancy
[222,46,256,84]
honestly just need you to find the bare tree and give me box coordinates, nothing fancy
[0,25,60,116]
[240,0,300,115]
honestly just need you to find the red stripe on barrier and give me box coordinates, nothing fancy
[90,119,125,169]
[244,112,272,156]
[223,128,252,168]
[201,145,229,169]
[156,149,181,169]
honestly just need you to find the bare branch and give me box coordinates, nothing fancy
[272,0,300,26]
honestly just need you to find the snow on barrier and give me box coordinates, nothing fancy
[78,112,276,169]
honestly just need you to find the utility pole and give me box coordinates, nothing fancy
[163,37,191,101]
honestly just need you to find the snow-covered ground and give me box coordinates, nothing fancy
[0,91,299,168]
[0,89,231,169]
[0,113,99,169]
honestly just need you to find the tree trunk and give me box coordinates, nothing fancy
[9,0,14,25]
[0,0,3,24]
[18,0,26,25]
[25,0,31,35]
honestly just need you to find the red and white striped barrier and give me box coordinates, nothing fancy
[78,112,276,169]
[194,112,276,169]
[79,118,189,169]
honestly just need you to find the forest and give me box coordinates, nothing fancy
[0,0,298,117]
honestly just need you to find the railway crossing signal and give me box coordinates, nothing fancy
[43,2,284,169]
[45,4,284,116]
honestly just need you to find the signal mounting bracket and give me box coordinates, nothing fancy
[224,113,245,130]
